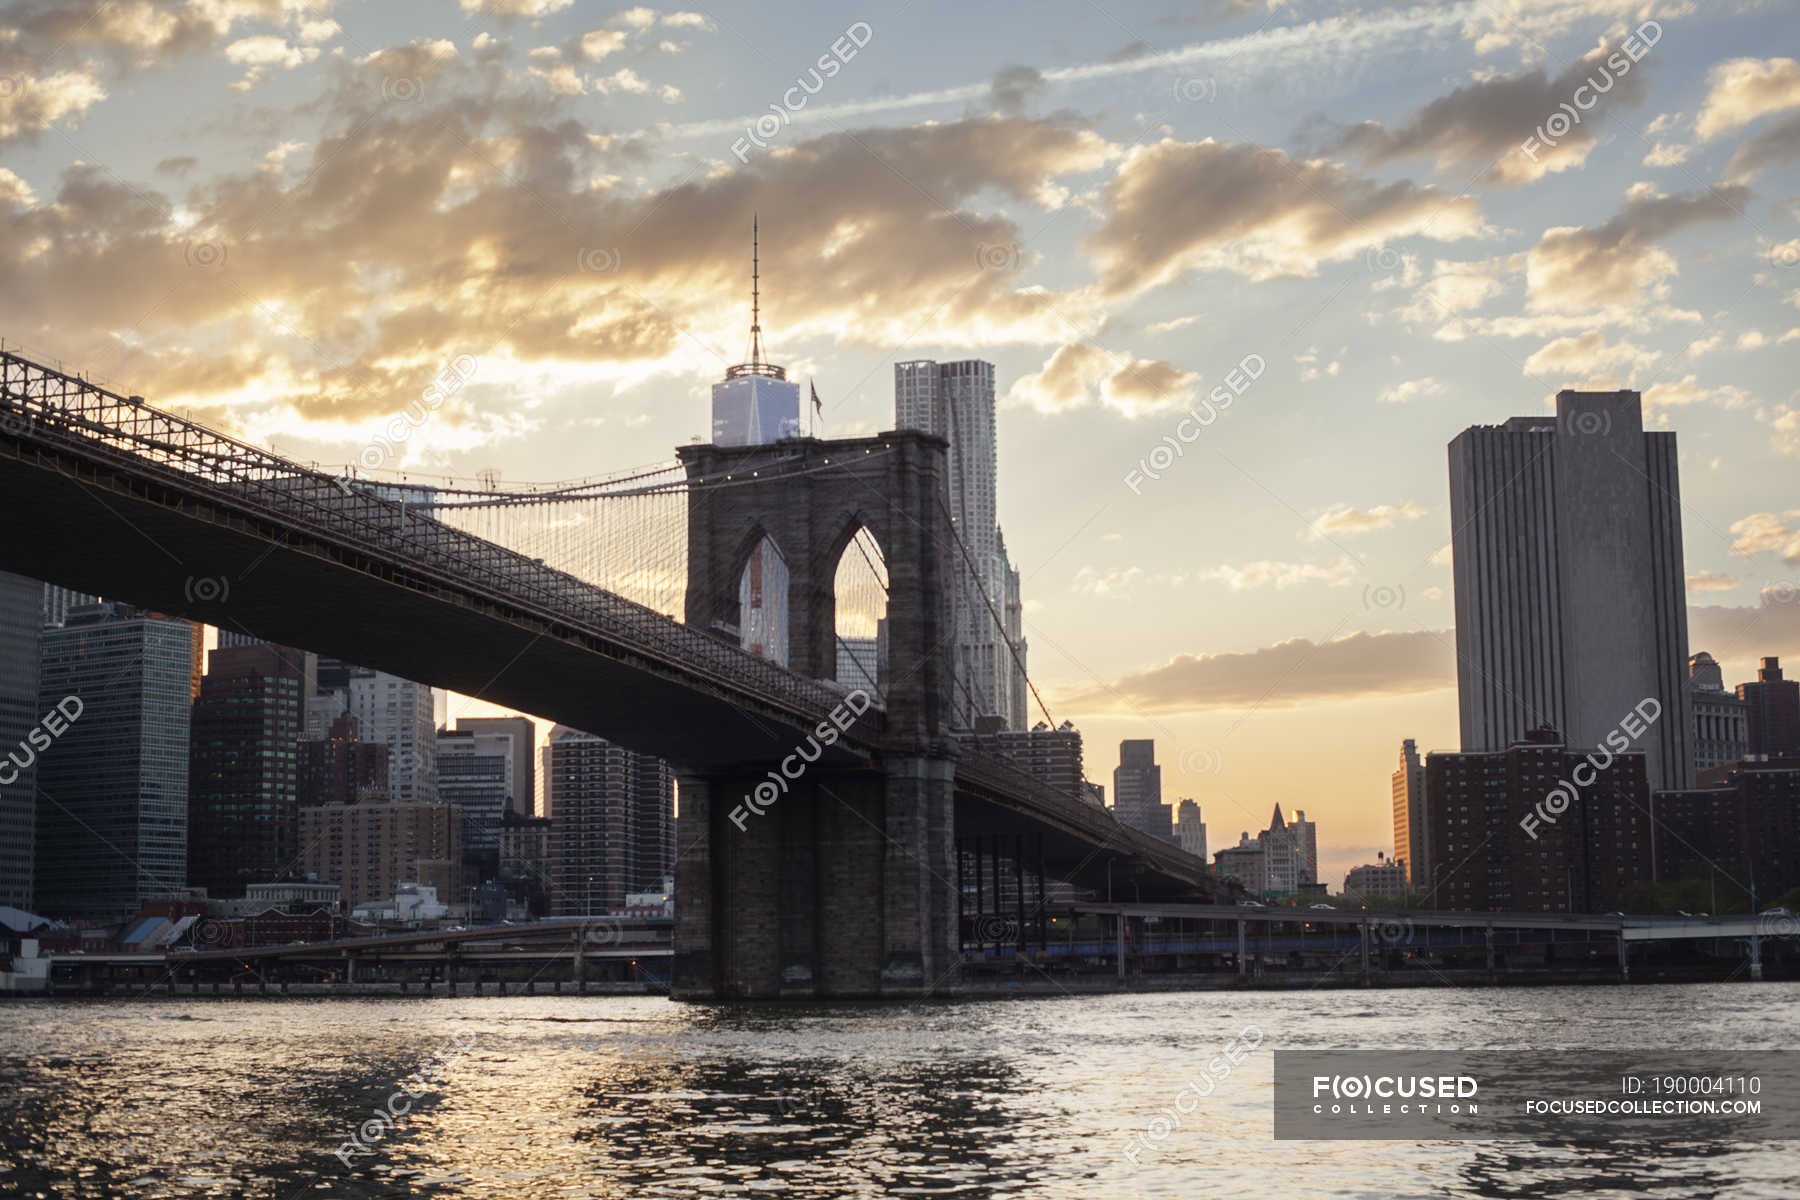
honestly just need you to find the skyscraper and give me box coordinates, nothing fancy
[1112,739,1171,841]
[1391,738,1426,887]
[437,727,512,880]
[454,715,536,817]
[1448,389,1693,791]
[34,604,192,920]
[187,643,307,897]
[1175,798,1208,862]
[347,668,439,803]
[710,219,800,666]
[546,726,674,915]
[712,218,801,447]
[894,357,1027,728]
[0,571,44,909]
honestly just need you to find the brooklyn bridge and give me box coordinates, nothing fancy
[0,346,1213,1000]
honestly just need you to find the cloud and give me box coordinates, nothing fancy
[1146,314,1202,334]
[1641,374,1751,416]
[0,0,339,140]
[1695,57,1800,140]
[1687,333,1721,358]
[1086,138,1484,293]
[1521,330,1658,379]
[1688,594,1800,665]
[0,90,1117,439]
[1392,254,1518,324]
[0,67,107,141]
[1729,511,1800,564]
[1063,630,1455,714]
[1307,502,1425,540]
[1687,570,1739,593]
[459,0,575,15]
[990,65,1045,116]
[1766,406,1800,459]
[1524,185,1746,315]
[1005,343,1198,417]
[1204,557,1358,590]
[1329,44,1653,187]
[1378,377,1444,405]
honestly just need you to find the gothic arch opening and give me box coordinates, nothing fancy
[736,533,789,666]
[831,523,887,701]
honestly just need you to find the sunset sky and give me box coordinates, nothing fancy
[5,0,1799,887]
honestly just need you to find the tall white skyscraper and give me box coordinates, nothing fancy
[894,358,1028,729]
[713,217,799,667]
[1449,389,1693,791]
[347,668,440,803]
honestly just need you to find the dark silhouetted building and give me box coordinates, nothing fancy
[188,643,307,897]
[1113,739,1171,841]
[1424,727,1653,912]
[299,714,389,808]
[0,571,43,909]
[1738,657,1800,757]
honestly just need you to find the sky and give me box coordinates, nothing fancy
[4,0,1799,889]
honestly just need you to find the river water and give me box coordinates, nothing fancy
[2,984,1796,1198]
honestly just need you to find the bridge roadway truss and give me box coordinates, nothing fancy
[0,347,1212,1000]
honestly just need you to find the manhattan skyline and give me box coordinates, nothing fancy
[4,0,1800,886]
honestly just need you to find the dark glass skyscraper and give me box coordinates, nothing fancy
[0,571,44,909]
[188,643,307,897]
[35,604,192,920]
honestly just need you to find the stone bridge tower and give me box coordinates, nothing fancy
[672,431,961,999]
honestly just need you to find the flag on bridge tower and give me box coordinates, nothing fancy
[809,379,822,436]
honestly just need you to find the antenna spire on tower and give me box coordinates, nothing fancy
[727,213,784,380]
[749,214,763,367]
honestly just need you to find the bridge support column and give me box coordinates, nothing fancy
[1617,935,1629,981]
[1359,920,1371,985]
[672,758,957,1001]
[1237,919,1247,979]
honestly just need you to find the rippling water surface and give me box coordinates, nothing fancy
[2,985,1797,1198]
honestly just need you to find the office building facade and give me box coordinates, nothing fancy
[1112,739,1171,841]
[347,668,439,803]
[1738,657,1800,756]
[546,726,675,916]
[1449,390,1693,791]
[1424,728,1653,912]
[437,727,512,874]
[0,571,43,908]
[1175,798,1208,862]
[894,358,1027,729]
[1391,738,1427,887]
[187,643,307,897]
[34,604,193,920]
[298,798,461,910]
[454,715,536,818]
[1688,652,1750,773]
[298,713,390,808]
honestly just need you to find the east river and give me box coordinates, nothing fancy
[2,984,1797,1198]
